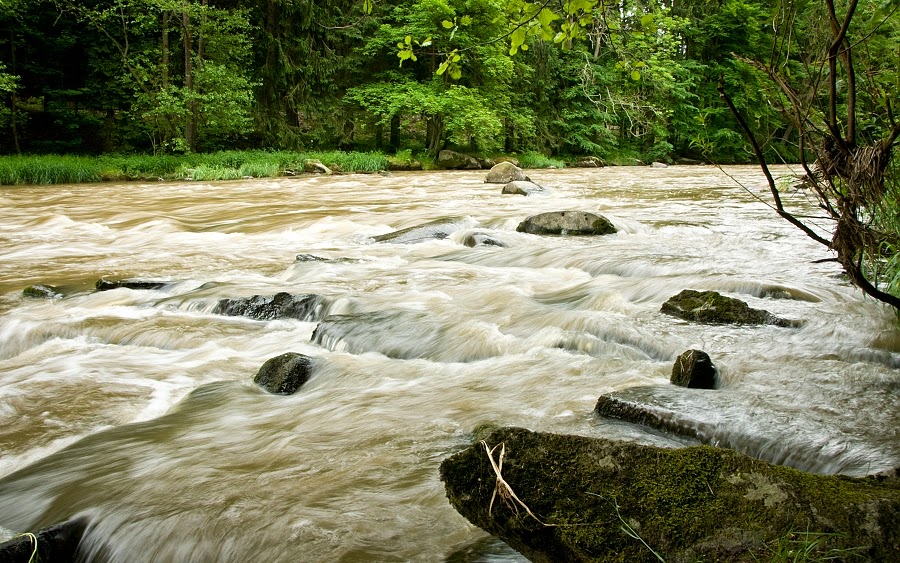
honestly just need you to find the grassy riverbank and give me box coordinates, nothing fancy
[0,150,569,186]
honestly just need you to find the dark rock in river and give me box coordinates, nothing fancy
[22,284,62,299]
[485,162,530,184]
[661,289,797,326]
[213,292,325,321]
[437,150,482,170]
[516,211,616,236]
[462,232,507,248]
[440,426,900,563]
[373,217,469,244]
[254,352,313,394]
[570,156,604,168]
[0,517,87,563]
[95,278,171,291]
[501,181,544,196]
[671,349,718,389]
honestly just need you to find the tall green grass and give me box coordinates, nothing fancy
[516,152,565,169]
[0,150,397,185]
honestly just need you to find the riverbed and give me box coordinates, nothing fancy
[0,166,898,561]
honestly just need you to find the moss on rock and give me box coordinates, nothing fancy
[439,427,900,562]
[661,289,798,327]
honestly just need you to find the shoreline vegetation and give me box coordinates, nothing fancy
[0,150,639,186]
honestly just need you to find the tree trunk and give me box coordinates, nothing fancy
[390,114,400,151]
[9,29,20,155]
[161,12,170,88]
[182,3,195,152]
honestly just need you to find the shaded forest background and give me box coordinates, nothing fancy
[0,0,896,164]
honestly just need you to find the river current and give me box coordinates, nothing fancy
[0,166,898,561]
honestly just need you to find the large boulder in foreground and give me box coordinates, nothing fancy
[213,292,325,322]
[661,289,797,327]
[440,427,900,563]
[254,352,314,394]
[517,211,616,236]
[0,518,87,563]
[486,162,530,184]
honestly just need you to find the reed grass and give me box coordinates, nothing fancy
[516,152,565,169]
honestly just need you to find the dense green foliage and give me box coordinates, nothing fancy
[0,0,817,163]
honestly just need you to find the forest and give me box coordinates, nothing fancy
[0,0,893,164]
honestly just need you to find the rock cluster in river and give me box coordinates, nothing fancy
[440,427,900,563]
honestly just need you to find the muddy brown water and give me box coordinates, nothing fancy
[0,166,898,561]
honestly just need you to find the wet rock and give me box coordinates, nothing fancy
[213,292,325,321]
[254,352,314,395]
[462,233,507,248]
[651,161,669,168]
[304,159,332,175]
[485,162,530,184]
[95,278,170,291]
[501,181,544,196]
[440,427,900,563]
[661,289,797,326]
[493,156,520,167]
[0,517,87,563]
[671,349,718,389]
[437,150,482,170]
[516,211,616,236]
[294,254,331,262]
[22,284,62,299]
[373,217,468,244]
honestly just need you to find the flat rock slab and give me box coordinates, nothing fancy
[95,278,171,291]
[372,217,471,244]
[440,427,900,563]
[593,385,900,475]
[661,289,798,326]
[516,211,616,236]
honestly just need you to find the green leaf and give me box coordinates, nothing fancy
[640,14,653,28]
[460,15,472,26]
[405,35,412,45]
[363,0,373,15]
[631,70,642,81]
[442,20,454,29]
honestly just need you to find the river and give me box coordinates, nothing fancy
[0,166,898,561]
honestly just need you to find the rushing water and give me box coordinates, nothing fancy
[0,166,898,561]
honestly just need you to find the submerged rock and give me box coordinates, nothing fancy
[485,162,530,184]
[0,517,87,563]
[501,181,544,196]
[95,278,171,291]
[516,211,616,236]
[661,289,797,326]
[671,349,718,389]
[373,218,468,244]
[440,427,900,563]
[463,232,507,248]
[254,352,314,395]
[213,292,325,321]
[22,284,62,299]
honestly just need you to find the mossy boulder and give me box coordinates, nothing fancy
[501,181,544,196]
[253,352,314,395]
[671,349,718,389]
[486,162,530,184]
[516,211,616,236]
[440,427,900,563]
[661,289,797,326]
[0,518,87,563]
[212,292,326,322]
[22,284,62,299]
